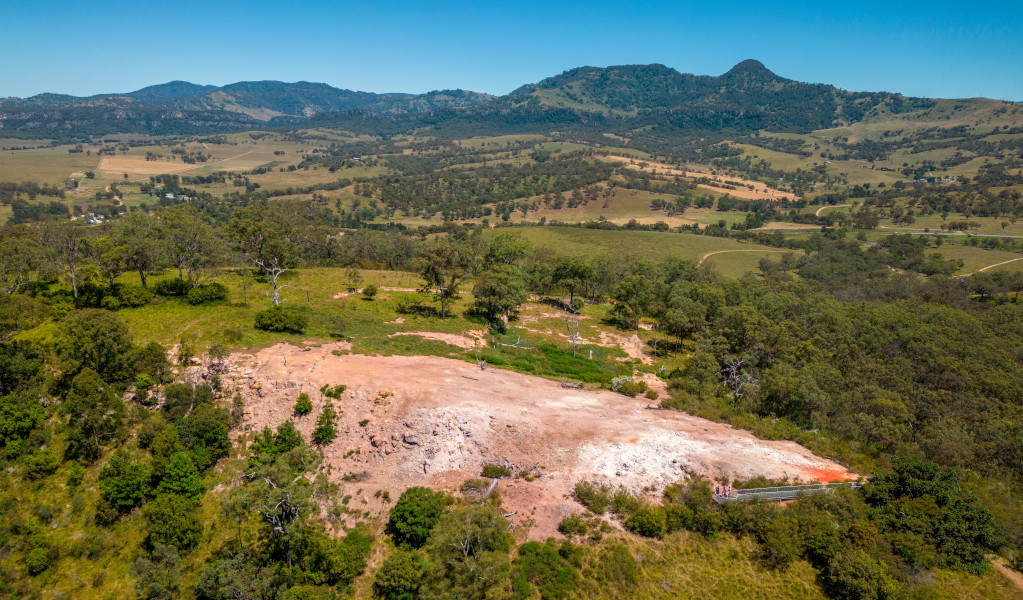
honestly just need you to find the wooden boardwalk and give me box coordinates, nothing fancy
[715,481,862,503]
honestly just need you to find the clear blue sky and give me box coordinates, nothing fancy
[2,0,1021,100]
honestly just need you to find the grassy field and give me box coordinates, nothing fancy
[499,226,787,278]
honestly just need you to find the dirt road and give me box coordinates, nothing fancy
[815,204,850,216]
[962,257,1023,277]
[223,343,854,537]
[697,249,786,267]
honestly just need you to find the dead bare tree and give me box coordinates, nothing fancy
[255,256,292,305]
[564,314,580,357]
[720,356,759,405]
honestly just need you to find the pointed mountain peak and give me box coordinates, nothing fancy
[721,59,787,85]
[725,59,771,75]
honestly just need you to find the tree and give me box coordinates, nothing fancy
[388,486,447,548]
[421,506,511,600]
[89,237,129,288]
[99,448,149,513]
[0,393,44,458]
[249,452,316,569]
[552,256,592,307]
[157,452,204,499]
[179,404,232,471]
[312,403,337,445]
[57,309,134,382]
[144,493,203,551]
[416,238,469,319]
[374,549,427,600]
[821,549,898,600]
[161,206,219,286]
[195,552,281,600]
[228,206,298,305]
[131,542,183,600]
[0,234,44,295]
[113,211,163,287]
[65,368,125,463]
[39,220,90,298]
[472,264,527,326]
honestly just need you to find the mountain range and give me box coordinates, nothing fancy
[0,60,982,140]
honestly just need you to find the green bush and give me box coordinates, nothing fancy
[100,295,122,310]
[595,544,638,587]
[117,283,154,307]
[98,449,148,514]
[388,486,447,548]
[66,461,85,488]
[294,393,312,416]
[624,505,667,538]
[572,481,611,514]
[305,528,372,587]
[157,452,204,499]
[187,282,229,305]
[179,404,231,471]
[319,384,346,399]
[481,464,512,479]
[154,278,191,297]
[312,404,337,445]
[254,306,307,333]
[22,448,61,480]
[144,494,203,551]
[361,284,378,300]
[557,514,588,537]
[374,549,426,600]
[26,547,51,575]
[610,376,648,397]
[512,541,578,600]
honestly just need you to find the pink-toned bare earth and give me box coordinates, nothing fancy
[225,342,853,538]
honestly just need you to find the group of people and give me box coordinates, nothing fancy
[714,485,733,498]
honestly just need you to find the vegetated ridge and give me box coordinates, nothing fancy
[0,60,963,139]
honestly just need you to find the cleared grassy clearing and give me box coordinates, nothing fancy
[499,226,782,278]
[935,244,1023,275]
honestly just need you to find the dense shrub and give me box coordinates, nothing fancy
[481,463,512,479]
[154,278,191,297]
[254,306,307,333]
[557,514,588,537]
[117,283,154,307]
[624,505,667,538]
[374,549,426,600]
[186,282,228,305]
[179,404,232,471]
[157,452,204,499]
[388,486,447,548]
[512,541,579,600]
[98,449,148,514]
[294,393,312,416]
[304,528,372,587]
[144,494,203,551]
[312,404,337,445]
[572,481,612,514]
[26,547,51,575]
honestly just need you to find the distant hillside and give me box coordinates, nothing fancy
[0,80,496,136]
[0,61,1006,140]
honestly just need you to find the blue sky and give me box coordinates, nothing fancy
[2,0,1021,100]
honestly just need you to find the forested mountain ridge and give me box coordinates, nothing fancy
[0,61,982,139]
[504,60,934,131]
[0,80,495,125]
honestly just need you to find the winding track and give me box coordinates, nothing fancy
[697,249,786,267]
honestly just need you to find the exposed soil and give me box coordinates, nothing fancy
[224,342,854,538]
[599,156,797,201]
[387,331,486,349]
